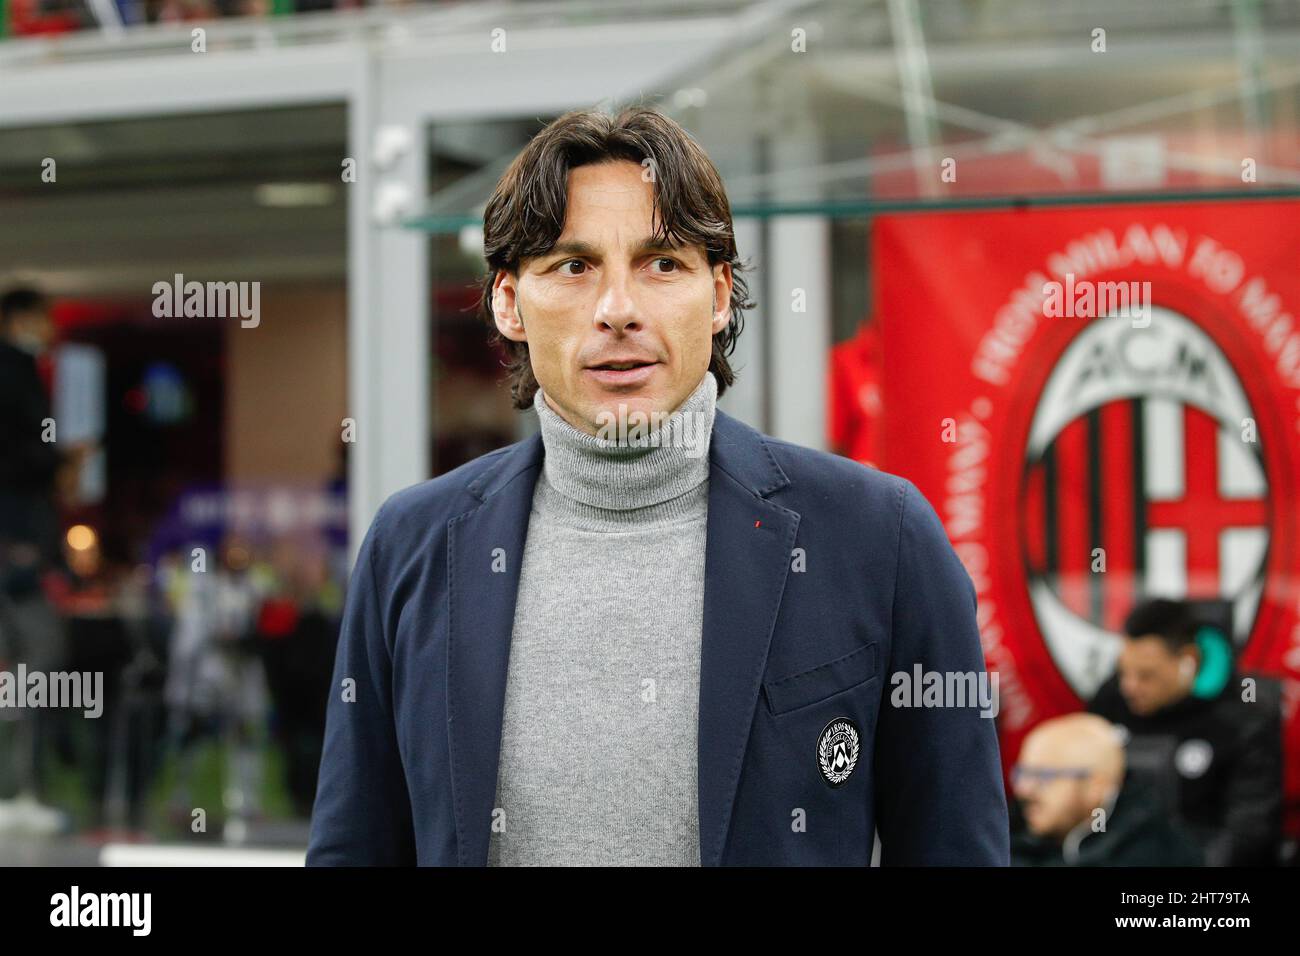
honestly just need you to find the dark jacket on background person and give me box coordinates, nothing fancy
[1089,672,1282,866]
[0,340,60,498]
[307,409,1009,866]
[1011,775,1205,866]
[0,340,62,589]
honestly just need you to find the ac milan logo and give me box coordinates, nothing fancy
[1021,307,1269,697]
[816,718,860,787]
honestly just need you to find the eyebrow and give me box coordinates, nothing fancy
[542,236,687,261]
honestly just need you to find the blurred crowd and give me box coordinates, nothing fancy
[3,0,427,37]
[0,287,345,844]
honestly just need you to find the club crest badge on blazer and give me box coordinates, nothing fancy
[817,718,860,787]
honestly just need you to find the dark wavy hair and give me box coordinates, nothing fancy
[476,105,755,409]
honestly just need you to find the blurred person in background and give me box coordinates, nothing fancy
[255,536,341,818]
[1011,713,1202,866]
[0,286,89,835]
[148,0,219,22]
[45,525,162,840]
[162,533,268,839]
[1088,598,1283,865]
[6,0,87,35]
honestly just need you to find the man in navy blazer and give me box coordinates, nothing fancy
[307,106,1008,866]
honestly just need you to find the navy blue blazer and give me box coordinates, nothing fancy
[306,408,1009,865]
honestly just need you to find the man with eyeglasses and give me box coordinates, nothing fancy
[1010,713,1202,866]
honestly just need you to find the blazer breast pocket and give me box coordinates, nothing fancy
[762,642,878,716]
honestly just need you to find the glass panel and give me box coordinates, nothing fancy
[424,118,556,475]
[0,106,348,850]
[404,0,1300,228]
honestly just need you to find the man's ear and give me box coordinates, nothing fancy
[493,270,527,343]
[710,262,733,336]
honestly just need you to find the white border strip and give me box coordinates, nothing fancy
[100,844,306,867]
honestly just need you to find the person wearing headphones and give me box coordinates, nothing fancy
[1088,598,1282,865]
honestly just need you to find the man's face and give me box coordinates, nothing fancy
[5,307,54,355]
[1013,737,1095,840]
[1117,635,1193,716]
[492,160,732,435]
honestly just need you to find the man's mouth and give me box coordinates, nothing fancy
[584,360,659,386]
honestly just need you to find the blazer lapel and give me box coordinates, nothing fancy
[697,411,799,865]
[446,433,543,866]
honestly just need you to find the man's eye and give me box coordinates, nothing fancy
[559,260,587,275]
[652,257,678,273]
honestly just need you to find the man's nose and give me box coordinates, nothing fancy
[593,273,642,333]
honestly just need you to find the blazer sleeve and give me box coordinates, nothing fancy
[872,480,1010,865]
[306,502,417,865]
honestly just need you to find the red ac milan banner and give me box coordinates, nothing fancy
[828,319,884,468]
[874,202,1300,832]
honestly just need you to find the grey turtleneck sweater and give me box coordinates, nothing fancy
[486,371,717,866]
